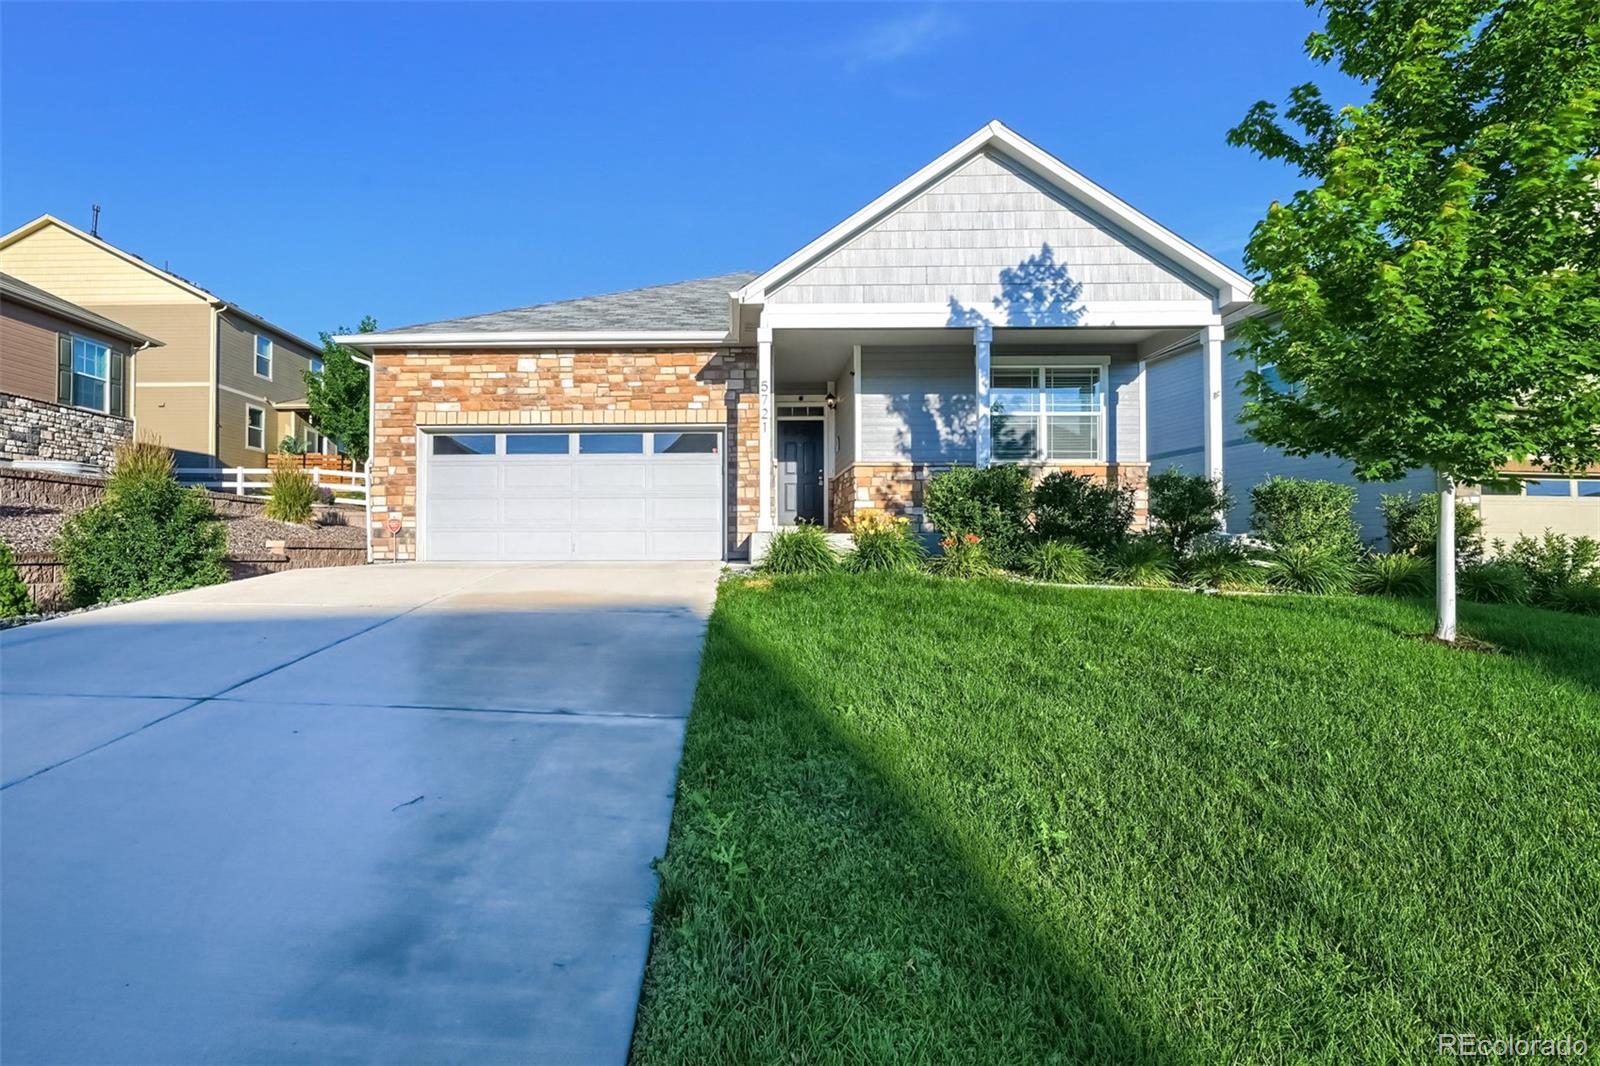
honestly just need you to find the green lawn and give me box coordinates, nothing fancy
[630,575,1600,1065]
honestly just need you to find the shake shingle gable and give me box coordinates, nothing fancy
[395,272,757,335]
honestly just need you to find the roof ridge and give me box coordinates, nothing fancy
[390,271,757,334]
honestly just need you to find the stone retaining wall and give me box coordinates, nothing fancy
[1,393,133,473]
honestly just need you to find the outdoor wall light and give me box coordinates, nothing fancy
[825,391,838,409]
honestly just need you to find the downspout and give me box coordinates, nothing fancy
[351,350,375,564]
[127,339,156,439]
[208,302,222,466]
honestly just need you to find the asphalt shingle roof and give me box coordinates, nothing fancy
[397,272,757,334]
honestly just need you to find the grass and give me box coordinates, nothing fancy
[632,574,1600,1065]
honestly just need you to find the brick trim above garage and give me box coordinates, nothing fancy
[368,346,758,562]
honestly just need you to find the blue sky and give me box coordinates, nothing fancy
[1,2,1351,343]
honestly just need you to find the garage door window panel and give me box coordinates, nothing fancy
[653,432,718,454]
[433,434,498,456]
[580,433,644,454]
[506,434,571,455]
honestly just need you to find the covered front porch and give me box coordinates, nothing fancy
[749,320,1229,540]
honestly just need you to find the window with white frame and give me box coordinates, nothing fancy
[991,365,1104,462]
[246,405,266,450]
[310,356,324,374]
[254,334,272,379]
[71,337,110,412]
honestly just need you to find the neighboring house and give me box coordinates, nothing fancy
[1,272,162,472]
[0,215,326,470]
[334,118,1597,564]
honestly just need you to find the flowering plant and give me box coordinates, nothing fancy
[932,530,993,578]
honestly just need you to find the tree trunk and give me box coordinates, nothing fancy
[1435,471,1457,642]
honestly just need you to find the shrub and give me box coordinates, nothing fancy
[0,543,36,618]
[55,464,227,607]
[1379,491,1484,563]
[111,436,175,481]
[1458,561,1533,605]
[1180,539,1262,591]
[1250,477,1360,558]
[1022,540,1097,584]
[929,533,994,578]
[264,466,319,524]
[922,465,1032,567]
[1546,581,1600,616]
[842,511,925,574]
[1353,552,1432,597]
[1031,471,1134,554]
[759,524,839,575]
[1147,469,1231,555]
[278,435,306,455]
[1263,543,1355,595]
[1104,535,1174,587]
[1497,532,1600,601]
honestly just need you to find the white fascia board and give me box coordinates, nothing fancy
[736,120,1255,308]
[762,301,1221,332]
[333,330,732,351]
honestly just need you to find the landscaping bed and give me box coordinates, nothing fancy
[631,574,1600,1064]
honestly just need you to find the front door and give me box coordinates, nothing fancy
[777,421,825,526]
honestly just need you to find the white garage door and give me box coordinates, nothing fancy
[422,429,724,561]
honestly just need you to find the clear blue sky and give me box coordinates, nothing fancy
[2,2,1351,343]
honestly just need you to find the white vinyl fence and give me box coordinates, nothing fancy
[176,466,368,505]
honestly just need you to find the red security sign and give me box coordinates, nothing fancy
[386,517,402,535]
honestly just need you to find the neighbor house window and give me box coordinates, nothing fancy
[990,365,1103,462]
[246,405,266,451]
[310,356,324,374]
[1525,480,1573,497]
[71,337,110,411]
[255,334,272,379]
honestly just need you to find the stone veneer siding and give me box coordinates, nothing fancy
[831,461,1150,533]
[1,393,132,473]
[369,347,759,562]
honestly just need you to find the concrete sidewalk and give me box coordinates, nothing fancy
[1,562,719,1064]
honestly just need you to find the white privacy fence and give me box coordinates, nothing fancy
[176,466,368,504]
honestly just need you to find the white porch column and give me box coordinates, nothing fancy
[974,322,993,468]
[1201,323,1224,484]
[757,325,774,531]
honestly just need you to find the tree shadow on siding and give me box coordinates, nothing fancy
[872,245,1088,494]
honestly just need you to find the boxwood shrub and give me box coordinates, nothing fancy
[1250,477,1360,559]
[922,465,1032,567]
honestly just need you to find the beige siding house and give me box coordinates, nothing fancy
[0,215,323,469]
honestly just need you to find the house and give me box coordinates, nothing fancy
[333,120,1596,564]
[0,215,327,470]
[1,272,162,472]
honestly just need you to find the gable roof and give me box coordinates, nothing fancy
[735,120,1254,310]
[0,272,164,348]
[341,272,756,349]
[0,214,320,352]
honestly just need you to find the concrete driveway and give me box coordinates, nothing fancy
[0,562,719,1064]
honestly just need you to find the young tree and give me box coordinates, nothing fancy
[304,315,376,464]
[1228,0,1600,640]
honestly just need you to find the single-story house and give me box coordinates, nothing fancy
[1,272,163,472]
[338,120,1592,563]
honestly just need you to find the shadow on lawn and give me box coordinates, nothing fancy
[634,601,1172,1064]
[1229,593,1600,694]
